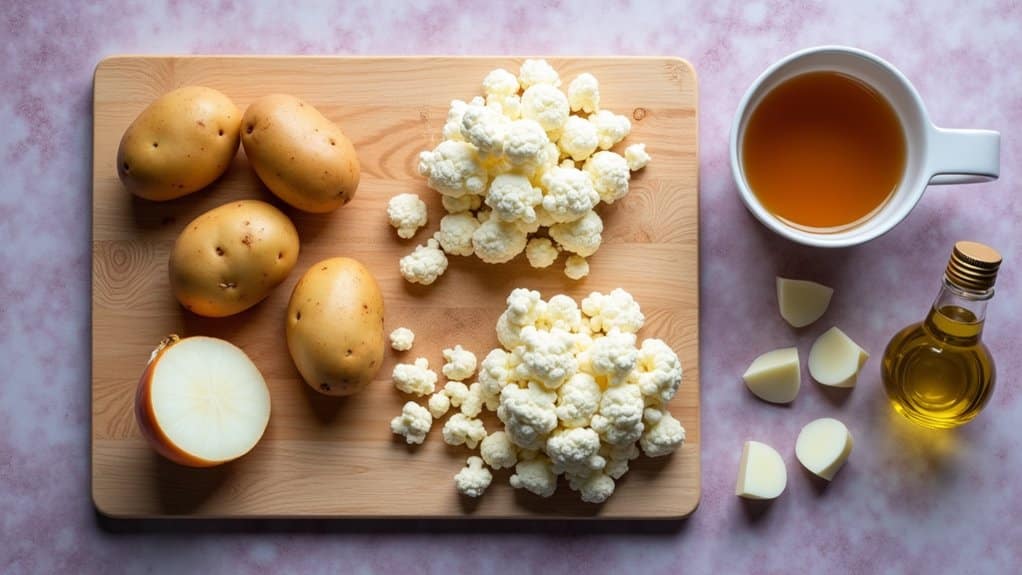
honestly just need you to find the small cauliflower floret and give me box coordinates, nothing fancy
[495,288,547,348]
[478,348,519,409]
[549,210,603,257]
[389,327,415,351]
[392,357,438,396]
[442,345,478,381]
[545,427,606,476]
[509,456,558,497]
[460,101,509,159]
[390,401,433,445]
[482,67,520,97]
[564,255,590,280]
[487,93,522,121]
[540,166,600,224]
[542,294,583,332]
[556,373,602,427]
[589,109,632,150]
[567,471,615,504]
[583,329,638,386]
[624,143,651,171]
[584,151,631,204]
[480,430,519,470]
[460,382,484,417]
[590,383,645,446]
[434,213,480,256]
[602,442,639,479]
[515,326,578,390]
[521,84,570,134]
[418,140,488,198]
[639,408,686,457]
[518,59,561,89]
[441,193,483,214]
[443,380,470,407]
[557,116,599,162]
[386,193,428,239]
[634,338,683,404]
[525,237,560,269]
[442,97,482,142]
[442,413,487,449]
[399,238,449,285]
[471,218,528,264]
[427,391,451,418]
[567,72,600,114]
[581,288,645,334]
[497,382,558,450]
[485,173,543,224]
[504,119,550,173]
[454,456,492,498]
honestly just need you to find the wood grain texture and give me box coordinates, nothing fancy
[92,56,699,519]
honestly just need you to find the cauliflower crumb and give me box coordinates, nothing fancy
[387,193,428,239]
[390,401,433,445]
[540,166,599,224]
[567,73,600,114]
[564,255,590,280]
[454,456,493,497]
[525,237,560,269]
[521,84,570,134]
[399,238,449,285]
[584,150,631,204]
[589,109,631,150]
[557,116,599,162]
[434,213,480,256]
[485,173,543,224]
[427,391,451,419]
[442,345,478,381]
[443,380,470,407]
[480,430,519,470]
[392,357,438,396]
[418,140,488,198]
[519,59,561,89]
[389,327,415,351]
[549,210,603,257]
[442,413,487,449]
[509,457,558,497]
[471,218,528,264]
[624,143,651,171]
[441,193,483,214]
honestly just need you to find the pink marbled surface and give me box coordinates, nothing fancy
[2,0,1020,572]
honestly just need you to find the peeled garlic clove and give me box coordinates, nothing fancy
[735,440,787,500]
[795,417,853,480]
[808,327,869,388]
[776,277,833,328]
[742,347,800,404]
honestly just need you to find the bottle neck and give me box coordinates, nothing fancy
[924,278,991,343]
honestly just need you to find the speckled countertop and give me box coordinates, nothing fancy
[2,0,1020,572]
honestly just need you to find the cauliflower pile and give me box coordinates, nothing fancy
[402,59,651,284]
[389,287,685,503]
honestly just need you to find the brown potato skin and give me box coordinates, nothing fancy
[117,86,241,201]
[169,200,299,317]
[241,94,360,213]
[286,258,384,396]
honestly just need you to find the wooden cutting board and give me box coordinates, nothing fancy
[92,56,699,519]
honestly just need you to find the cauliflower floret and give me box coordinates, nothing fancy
[485,173,543,224]
[494,288,547,349]
[441,97,483,142]
[583,150,631,204]
[589,109,631,150]
[542,294,583,332]
[478,348,519,409]
[454,456,493,498]
[460,101,509,159]
[442,344,478,381]
[518,59,561,89]
[640,408,686,457]
[480,430,519,470]
[418,140,488,198]
[567,72,600,114]
[564,255,590,280]
[559,158,576,169]
[540,166,600,224]
[392,357,438,396]
[514,326,578,390]
[389,327,415,351]
[443,380,470,407]
[634,338,683,404]
[399,238,449,285]
[434,213,480,256]
[601,442,639,479]
[590,384,645,446]
[555,372,602,428]
[566,471,615,504]
[557,116,599,162]
[482,67,520,97]
[471,218,528,264]
[390,401,433,445]
[521,84,570,134]
[487,93,522,121]
[503,119,550,173]
[387,193,428,239]
[427,391,451,418]
[549,210,603,257]
[497,382,559,450]
[582,329,638,386]
[460,382,484,417]
[509,456,558,497]
[442,413,487,449]
[441,193,483,214]
[545,427,606,476]
[525,237,559,269]
[624,143,651,171]
[581,288,645,334]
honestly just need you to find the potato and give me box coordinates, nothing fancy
[286,257,384,396]
[241,94,360,213]
[169,200,299,317]
[117,86,241,201]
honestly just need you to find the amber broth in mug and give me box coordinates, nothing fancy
[741,71,907,231]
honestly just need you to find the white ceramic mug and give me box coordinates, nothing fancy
[730,45,1000,248]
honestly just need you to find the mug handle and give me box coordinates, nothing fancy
[927,127,1000,185]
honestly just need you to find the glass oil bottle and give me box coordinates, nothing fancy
[882,241,1002,429]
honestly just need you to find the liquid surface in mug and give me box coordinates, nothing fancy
[742,71,907,230]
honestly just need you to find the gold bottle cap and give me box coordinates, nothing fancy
[945,241,1001,292]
